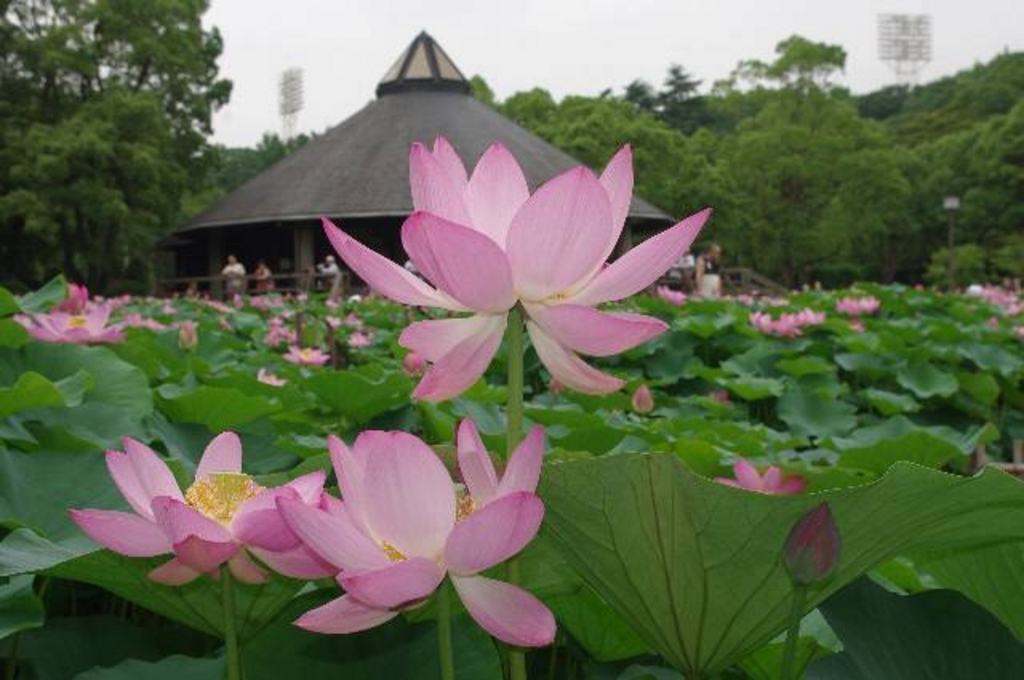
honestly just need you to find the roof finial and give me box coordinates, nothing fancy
[377,31,470,97]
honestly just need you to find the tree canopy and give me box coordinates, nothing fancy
[0,0,230,291]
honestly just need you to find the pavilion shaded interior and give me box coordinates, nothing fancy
[162,31,672,293]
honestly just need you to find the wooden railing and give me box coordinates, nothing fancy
[658,267,788,296]
[157,271,350,298]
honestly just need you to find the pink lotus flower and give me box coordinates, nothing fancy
[987,316,1001,330]
[848,320,865,333]
[277,422,555,647]
[326,316,343,330]
[161,304,177,315]
[835,296,880,317]
[257,368,287,387]
[343,313,363,329]
[178,320,198,350]
[403,351,426,376]
[324,137,710,400]
[347,331,373,348]
[1014,326,1024,340]
[749,309,825,338]
[284,346,331,366]
[708,389,731,404]
[716,460,806,495]
[70,433,332,585]
[54,283,90,314]
[631,384,654,413]
[120,313,167,331]
[656,286,686,306]
[16,305,125,344]
[264,317,297,347]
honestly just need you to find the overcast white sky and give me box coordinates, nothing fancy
[206,0,1023,147]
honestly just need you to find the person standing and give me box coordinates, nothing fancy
[695,244,723,299]
[254,260,274,293]
[222,254,247,298]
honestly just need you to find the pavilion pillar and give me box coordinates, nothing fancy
[208,230,224,298]
[294,225,316,289]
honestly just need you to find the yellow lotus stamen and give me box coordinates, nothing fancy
[67,315,88,329]
[185,472,262,525]
[381,541,407,562]
[456,494,477,522]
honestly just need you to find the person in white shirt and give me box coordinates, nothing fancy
[221,255,246,298]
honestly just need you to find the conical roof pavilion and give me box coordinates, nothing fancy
[181,31,670,233]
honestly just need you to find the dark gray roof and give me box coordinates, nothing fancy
[182,33,671,233]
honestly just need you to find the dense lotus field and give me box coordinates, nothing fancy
[2,276,1024,680]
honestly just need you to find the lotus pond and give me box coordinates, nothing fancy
[1,276,1023,680]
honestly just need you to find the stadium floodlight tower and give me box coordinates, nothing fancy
[279,67,304,141]
[878,13,932,85]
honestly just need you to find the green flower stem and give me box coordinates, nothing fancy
[220,565,242,680]
[438,580,456,680]
[780,585,808,680]
[505,306,528,680]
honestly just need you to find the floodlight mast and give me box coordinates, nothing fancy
[279,67,304,141]
[878,13,932,85]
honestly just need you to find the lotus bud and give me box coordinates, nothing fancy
[178,320,198,351]
[403,351,426,376]
[549,378,564,396]
[783,502,841,586]
[631,384,654,414]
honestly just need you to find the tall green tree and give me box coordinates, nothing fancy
[0,0,230,290]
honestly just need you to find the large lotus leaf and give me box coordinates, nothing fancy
[919,541,1024,641]
[156,383,280,431]
[834,429,963,473]
[74,656,224,680]
[0,448,121,576]
[0,371,82,419]
[775,356,836,378]
[16,276,67,313]
[0,319,29,348]
[0,574,44,641]
[958,344,1023,379]
[0,287,19,316]
[777,390,858,438]
[806,578,1024,679]
[0,344,152,446]
[858,388,920,416]
[306,363,413,424]
[540,454,1024,676]
[242,590,502,680]
[13,616,164,680]
[721,376,785,401]
[896,360,959,399]
[48,551,302,640]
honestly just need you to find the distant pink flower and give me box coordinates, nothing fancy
[326,316,343,330]
[716,460,806,495]
[17,305,124,344]
[324,137,710,400]
[749,309,825,338]
[264,317,297,347]
[278,423,554,646]
[161,304,177,315]
[343,313,363,329]
[403,352,426,376]
[218,318,232,332]
[848,320,865,333]
[631,384,654,413]
[121,313,167,331]
[257,368,287,387]
[54,283,89,314]
[284,346,331,366]
[178,320,198,350]
[987,316,1000,330]
[200,299,235,315]
[1015,326,1024,340]
[549,378,564,396]
[326,298,339,310]
[656,286,686,306]
[835,296,880,317]
[708,389,730,404]
[347,332,373,348]
[70,433,332,585]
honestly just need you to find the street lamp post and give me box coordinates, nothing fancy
[943,195,960,290]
